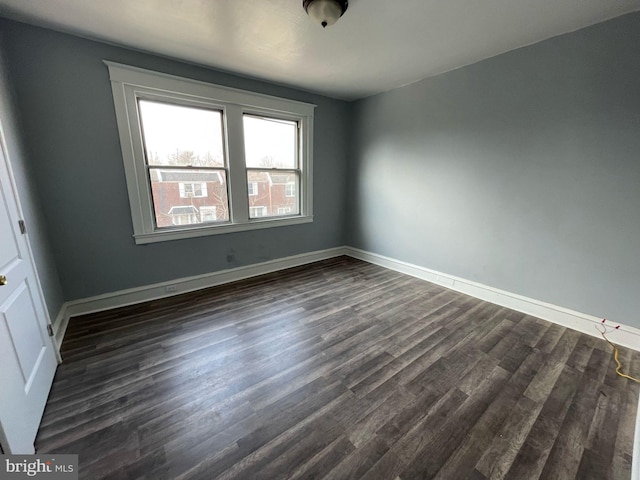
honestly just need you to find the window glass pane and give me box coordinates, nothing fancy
[243,115,297,168]
[150,168,229,227]
[139,100,225,167]
[247,170,299,218]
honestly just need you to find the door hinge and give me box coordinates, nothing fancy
[47,324,54,337]
[18,219,26,234]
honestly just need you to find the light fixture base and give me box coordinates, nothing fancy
[303,0,348,28]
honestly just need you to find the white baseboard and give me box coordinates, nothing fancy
[52,244,640,353]
[51,303,70,353]
[51,246,347,351]
[344,247,640,352]
[634,401,640,480]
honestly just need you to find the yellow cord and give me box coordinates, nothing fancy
[596,324,640,384]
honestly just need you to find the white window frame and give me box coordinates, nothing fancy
[277,207,292,215]
[199,205,218,221]
[247,182,258,196]
[249,206,268,218]
[179,182,207,198]
[106,61,315,244]
[285,182,296,198]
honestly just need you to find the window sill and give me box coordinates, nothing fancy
[133,215,313,244]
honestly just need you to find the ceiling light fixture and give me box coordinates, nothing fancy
[303,0,348,28]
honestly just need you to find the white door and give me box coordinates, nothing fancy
[0,138,58,454]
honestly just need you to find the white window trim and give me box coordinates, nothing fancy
[199,205,218,222]
[247,182,258,196]
[285,182,296,197]
[106,61,315,244]
[249,206,268,218]
[179,182,207,198]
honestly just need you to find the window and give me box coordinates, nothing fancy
[107,62,315,244]
[168,206,199,226]
[179,182,208,198]
[249,206,267,218]
[244,115,301,219]
[200,206,217,223]
[285,182,296,197]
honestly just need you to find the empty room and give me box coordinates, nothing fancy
[0,1,639,479]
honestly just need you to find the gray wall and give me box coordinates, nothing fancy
[348,12,640,328]
[2,13,638,329]
[0,33,65,321]
[0,19,349,301]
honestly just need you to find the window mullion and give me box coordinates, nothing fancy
[225,105,249,223]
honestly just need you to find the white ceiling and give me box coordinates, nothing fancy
[0,0,638,100]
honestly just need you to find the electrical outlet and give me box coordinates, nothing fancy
[165,285,177,292]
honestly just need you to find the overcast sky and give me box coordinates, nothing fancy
[139,100,296,168]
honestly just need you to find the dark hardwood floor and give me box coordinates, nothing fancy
[36,256,640,479]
